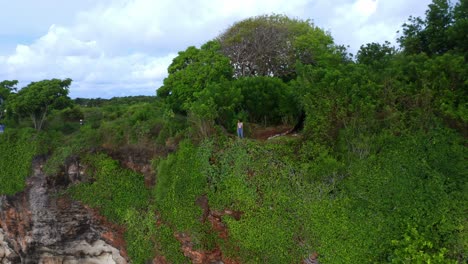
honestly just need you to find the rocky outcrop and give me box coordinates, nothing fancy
[0,228,20,263]
[0,158,128,264]
[105,146,160,187]
[183,195,242,264]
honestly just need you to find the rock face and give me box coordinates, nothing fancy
[105,146,159,187]
[0,158,128,264]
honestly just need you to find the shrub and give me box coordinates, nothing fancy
[0,128,38,194]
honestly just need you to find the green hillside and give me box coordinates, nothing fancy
[0,1,466,263]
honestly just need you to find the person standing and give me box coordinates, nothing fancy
[237,120,244,138]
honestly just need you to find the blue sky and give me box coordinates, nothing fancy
[0,0,431,98]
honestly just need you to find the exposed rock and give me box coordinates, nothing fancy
[151,255,169,264]
[175,232,223,264]
[0,228,20,263]
[249,124,294,140]
[195,195,243,240]
[0,158,128,263]
[188,195,242,264]
[104,146,161,188]
[303,252,319,264]
[66,158,86,184]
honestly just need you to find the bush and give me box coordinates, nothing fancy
[0,128,38,195]
[69,154,153,263]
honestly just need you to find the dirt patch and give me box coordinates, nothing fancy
[104,145,167,188]
[195,195,243,240]
[175,232,239,264]
[248,124,294,140]
[184,195,243,263]
[303,252,319,264]
[151,255,170,264]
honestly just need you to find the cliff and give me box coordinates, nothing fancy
[0,158,128,264]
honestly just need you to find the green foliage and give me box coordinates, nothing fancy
[188,78,242,132]
[207,140,305,263]
[154,140,211,231]
[205,140,258,211]
[74,96,156,107]
[123,209,158,263]
[34,98,186,264]
[44,107,83,134]
[151,125,466,263]
[0,80,18,117]
[391,227,454,263]
[8,78,73,131]
[306,129,467,263]
[424,0,454,55]
[357,41,397,69]
[73,101,176,149]
[153,223,188,264]
[233,76,299,125]
[293,62,379,145]
[60,106,84,122]
[217,14,336,79]
[397,0,467,56]
[70,154,149,222]
[152,11,468,256]
[299,141,344,183]
[43,144,75,177]
[448,0,468,56]
[69,154,153,263]
[151,140,214,261]
[0,128,38,195]
[0,80,18,98]
[97,103,159,146]
[2,3,467,263]
[153,139,314,262]
[157,41,233,114]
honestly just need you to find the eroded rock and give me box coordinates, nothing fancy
[0,158,128,263]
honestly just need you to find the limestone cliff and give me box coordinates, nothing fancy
[0,158,128,264]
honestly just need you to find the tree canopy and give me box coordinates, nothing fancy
[217,14,336,80]
[356,41,396,69]
[0,80,18,120]
[398,0,467,56]
[9,78,72,130]
[157,41,233,114]
[0,80,18,101]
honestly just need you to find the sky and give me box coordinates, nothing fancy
[0,0,432,98]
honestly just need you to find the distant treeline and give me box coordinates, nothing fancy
[74,95,156,107]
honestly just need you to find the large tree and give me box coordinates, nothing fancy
[449,0,468,56]
[9,78,72,131]
[157,41,233,114]
[397,0,465,56]
[217,14,336,80]
[0,80,18,120]
[356,41,396,69]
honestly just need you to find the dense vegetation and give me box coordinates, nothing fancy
[0,0,466,263]
[0,129,38,195]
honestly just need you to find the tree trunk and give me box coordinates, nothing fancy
[31,114,38,130]
[31,107,48,131]
[37,109,48,131]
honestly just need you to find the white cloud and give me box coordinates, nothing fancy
[334,0,378,25]
[0,22,176,98]
[72,0,311,53]
[354,0,378,17]
[0,0,433,98]
[326,0,431,53]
